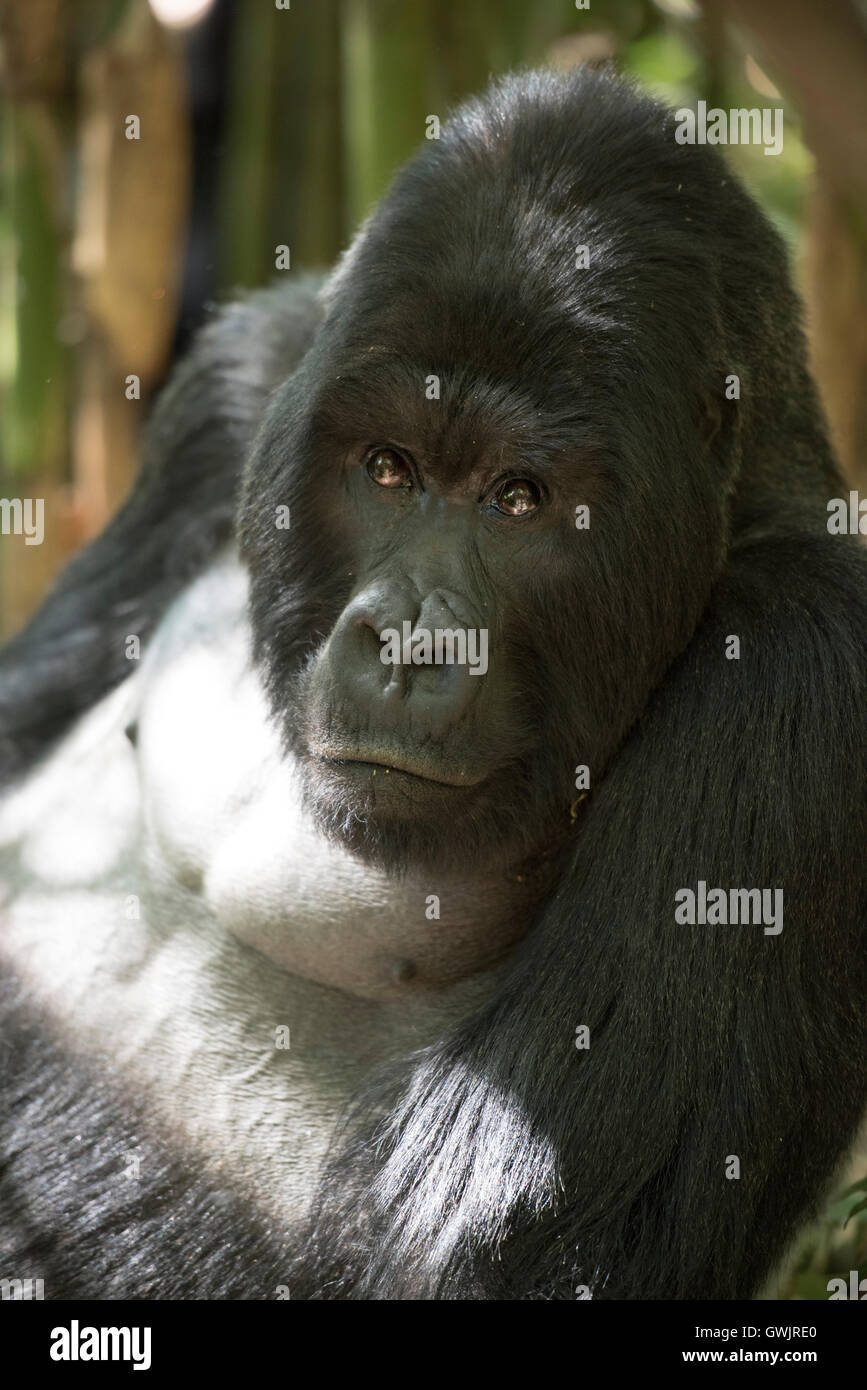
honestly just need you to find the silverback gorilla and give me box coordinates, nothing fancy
[0,67,865,1301]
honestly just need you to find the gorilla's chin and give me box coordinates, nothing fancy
[296,749,479,874]
[294,740,536,877]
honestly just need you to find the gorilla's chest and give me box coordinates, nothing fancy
[0,562,499,1224]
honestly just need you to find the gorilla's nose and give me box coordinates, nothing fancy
[325,581,487,736]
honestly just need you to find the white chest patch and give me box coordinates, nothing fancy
[0,556,500,1223]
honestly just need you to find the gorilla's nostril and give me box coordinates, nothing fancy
[355,615,385,658]
[344,610,410,694]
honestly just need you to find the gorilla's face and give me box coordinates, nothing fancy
[240,114,733,873]
[242,324,723,875]
[243,354,571,870]
[288,355,584,872]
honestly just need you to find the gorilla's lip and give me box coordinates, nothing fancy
[312,746,485,788]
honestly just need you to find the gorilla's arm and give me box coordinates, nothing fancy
[299,532,867,1300]
[0,280,323,785]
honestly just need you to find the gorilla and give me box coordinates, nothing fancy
[0,66,865,1302]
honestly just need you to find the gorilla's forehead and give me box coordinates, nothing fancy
[308,325,631,492]
[331,294,627,378]
[321,239,705,438]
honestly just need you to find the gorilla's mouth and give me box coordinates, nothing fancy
[312,747,486,789]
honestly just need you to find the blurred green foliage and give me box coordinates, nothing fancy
[776,1174,867,1300]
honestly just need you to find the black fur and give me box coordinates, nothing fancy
[1,67,865,1299]
[0,984,292,1299]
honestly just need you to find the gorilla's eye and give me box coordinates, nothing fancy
[367,448,413,488]
[493,478,541,516]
